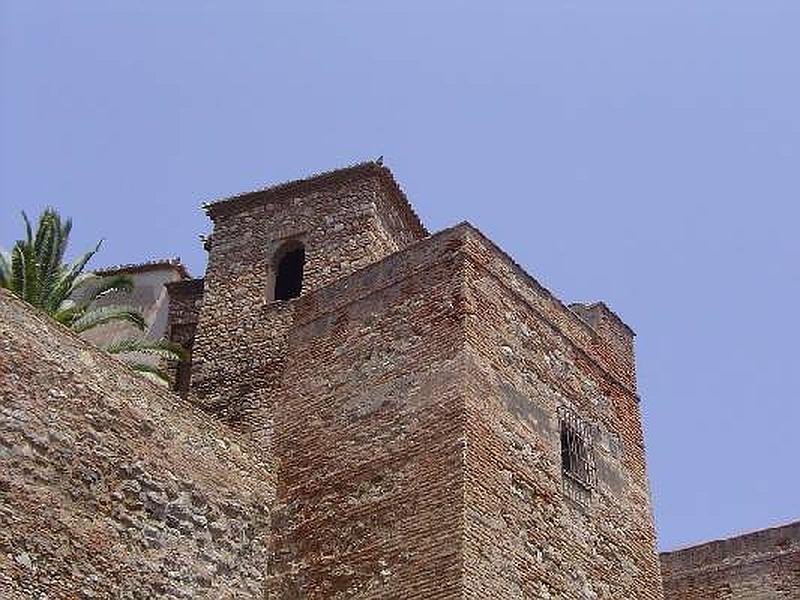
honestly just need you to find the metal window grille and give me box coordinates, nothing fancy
[558,406,597,491]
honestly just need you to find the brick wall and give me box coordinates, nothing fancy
[569,301,637,384]
[0,289,274,599]
[268,227,467,598]
[661,521,800,599]
[0,163,670,598]
[459,226,662,599]
[263,222,663,598]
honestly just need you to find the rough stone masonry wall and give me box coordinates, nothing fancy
[166,278,204,347]
[165,277,205,397]
[190,165,425,467]
[0,290,274,600]
[268,228,468,599]
[459,227,663,599]
[660,521,800,599]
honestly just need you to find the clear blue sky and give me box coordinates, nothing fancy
[2,2,798,552]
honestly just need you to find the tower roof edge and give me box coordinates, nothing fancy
[202,160,427,239]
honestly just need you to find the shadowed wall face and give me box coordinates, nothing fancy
[166,277,205,397]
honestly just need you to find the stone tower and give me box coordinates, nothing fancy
[177,162,663,598]
[187,163,425,453]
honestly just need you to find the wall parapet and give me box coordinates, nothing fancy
[459,223,639,396]
[660,521,800,599]
[203,161,427,241]
[661,521,800,575]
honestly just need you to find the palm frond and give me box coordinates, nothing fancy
[52,300,87,326]
[55,274,136,325]
[33,209,57,260]
[21,211,33,245]
[105,337,188,362]
[9,243,23,297]
[79,273,135,304]
[36,209,70,307]
[57,218,72,265]
[69,272,99,293]
[70,305,145,333]
[34,213,57,305]
[123,361,171,386]
[44,239,102,313]
[53,297,95,326]
[0,249,11,289]
[10,241,40,305]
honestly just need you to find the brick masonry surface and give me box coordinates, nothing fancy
[0,290,275,599]
[460,227,662,599]
[661,521,800,599]
[259,219,663,599]
[3,161,792,598]
[268,226,468,598]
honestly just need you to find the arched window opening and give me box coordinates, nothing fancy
[273,242,305,301]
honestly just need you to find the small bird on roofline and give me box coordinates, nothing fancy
[375,155,384,166]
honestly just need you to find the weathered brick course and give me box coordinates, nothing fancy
[269,226,468,598]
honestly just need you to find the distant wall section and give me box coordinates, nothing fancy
[166,277,205,396]
[661,522,800,599]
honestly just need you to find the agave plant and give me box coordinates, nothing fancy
[1,208,186,384]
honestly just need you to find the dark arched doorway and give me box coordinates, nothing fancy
[273,241,305,301]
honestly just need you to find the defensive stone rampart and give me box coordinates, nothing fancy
[0,290,274,599]
[0,163,676,599]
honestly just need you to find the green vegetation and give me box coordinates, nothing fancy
[1,208,187,384]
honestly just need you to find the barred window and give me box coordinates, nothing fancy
[559,407,597,492]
